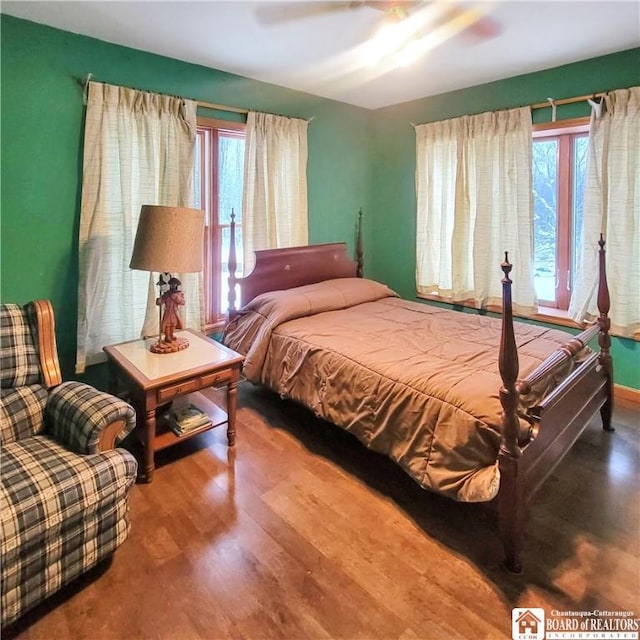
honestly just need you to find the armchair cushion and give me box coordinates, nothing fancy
[1,435,137,624]
[0,385,47,444]
[0,303,41,388]
[46,381,136,454]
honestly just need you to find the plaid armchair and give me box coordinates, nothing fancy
[0,300,138,627]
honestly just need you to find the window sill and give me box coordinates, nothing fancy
[529,306,583,329]
[203,317,227,336]
[415,294,639,341]
[415,293,584,330]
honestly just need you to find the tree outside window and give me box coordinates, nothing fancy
[194,118,246,329]
[532,121,589,309]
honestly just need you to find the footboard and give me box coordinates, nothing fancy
[496,236,613,573]
[519,351,608,496]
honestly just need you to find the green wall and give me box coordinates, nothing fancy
[0,15,372,379]
[367,48,640,390]
[1,14,638,389]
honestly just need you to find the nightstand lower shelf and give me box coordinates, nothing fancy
[151,390,229,451]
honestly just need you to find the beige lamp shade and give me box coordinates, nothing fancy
[129,205,205,273]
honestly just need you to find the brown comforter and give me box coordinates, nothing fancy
[224,278,585,502]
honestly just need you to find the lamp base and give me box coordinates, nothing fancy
[150,337,189,354]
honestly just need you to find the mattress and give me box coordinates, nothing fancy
[223,278,586,502]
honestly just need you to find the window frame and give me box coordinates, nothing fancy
[532,117,590,311]
[416,116,592,330]
[196,116,245,331]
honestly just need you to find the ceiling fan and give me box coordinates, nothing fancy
[255,1,501,43]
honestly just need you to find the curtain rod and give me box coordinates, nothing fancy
[409,89,611,127]
[198,100,315,122]
[80,73,249,113]
[197,99,248,115]
[80,74,313,121]
[530,91,607,110]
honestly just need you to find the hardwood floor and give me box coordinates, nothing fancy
[5,383,639,640]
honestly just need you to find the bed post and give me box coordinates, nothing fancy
[356,208,364,278]
[496,252,524,574]
[227,209,238,317]
[597,235,615,432]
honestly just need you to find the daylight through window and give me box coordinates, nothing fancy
[194,118,246,328]
[532,120,589,310]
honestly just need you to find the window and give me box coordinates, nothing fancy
[414,107,537,314]
[532,119,589,310]
[194,117,245,329]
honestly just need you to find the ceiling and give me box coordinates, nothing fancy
[2,1,639,110]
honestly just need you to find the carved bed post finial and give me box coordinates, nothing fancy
[228,209,237,316]
[497,251,524,574]
[356,208,364,278]
[597,235,614,431]
[498,251,521,459]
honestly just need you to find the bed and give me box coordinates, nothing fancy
[223,215,614,573]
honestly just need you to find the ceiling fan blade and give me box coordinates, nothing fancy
[363,0,424,14]
[255,2,357,26]
[467,14,501,40]
[440,3,502,42]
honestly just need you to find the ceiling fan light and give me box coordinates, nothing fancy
[395,38,424,67]
[365,21,404,64]
[387,4,409,22]
[374,20,403,44]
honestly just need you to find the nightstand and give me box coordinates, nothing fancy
[104,329,244,482]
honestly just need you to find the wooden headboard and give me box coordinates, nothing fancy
[227,210,364,314]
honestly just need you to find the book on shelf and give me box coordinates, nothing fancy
[166,403,212,436]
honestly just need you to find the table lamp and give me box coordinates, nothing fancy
[129,205,205,354]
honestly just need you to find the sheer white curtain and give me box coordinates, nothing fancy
[415,107,537,314]
[568,87,640,337]
[76,81,200,373]
[241,111,308,274]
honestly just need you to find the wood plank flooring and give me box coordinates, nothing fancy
[5,383,639,640]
